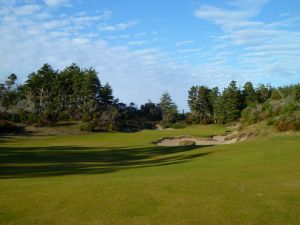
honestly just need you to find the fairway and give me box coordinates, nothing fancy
[1,126,300,225]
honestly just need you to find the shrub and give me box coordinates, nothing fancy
[179,140,196,146]
[258,111,269,121]
[82,113,92,122]
[80,122,94,132]
[271,90,282,100]
[26,113,37,124]
[171,122,187,129]
[0,120,24,133]
[10,114,21,123]
[58,111,69,121]
[266,118,274,126]
[283,102,299,114]
[241,107,260,125]
[159,122,172,129]
[274,114,300,132]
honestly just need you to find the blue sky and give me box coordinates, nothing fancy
[0,0,300,110]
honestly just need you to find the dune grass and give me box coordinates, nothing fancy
[0,125,300,225]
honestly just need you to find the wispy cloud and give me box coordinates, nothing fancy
[0,2,192,109]
[0,0,299,110]
[99,21,139,32]
[44,0,70,7]
[128,40,148,46]
[176,40,195,47]
[194,0,300,86]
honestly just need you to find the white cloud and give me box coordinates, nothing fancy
[99,21,138,32]
[0,1,299,110]
[194,0,300,86]
[0,0,15,5]
[176,40,195,47]
[44,0,69,7]
[0,3,191,109]
[128,40,148,46]
[14,4,41,15]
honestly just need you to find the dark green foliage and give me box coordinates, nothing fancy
[242,82,257,107]
[0,120,25,133]
[2,63,299,132]
[187,85,214,124]
[0,74,18,111]
[171,122,187,129]
[187,86,198,113]
[187,81,245,124]
[188,80,300,129]
[1,64,160,132]
[80,122,95,132]
[241,107,260,125]
[257,84,272,103]
[140,101,162,121]
[100,83,114,105]
[241,84,300,130]
[159,92,177,127]
[222,81,243,122]
[266,118,275,126]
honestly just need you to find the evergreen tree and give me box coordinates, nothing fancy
[257,84,272,103]
[0,74,18,112]
[82,68,102,113]
[243,82,257,107]
[197,86,212,123]
[208,87,220,123]
[159,92,177,127]
[222,81,243,122]
[100,83,114,105]
[188,86,198,113]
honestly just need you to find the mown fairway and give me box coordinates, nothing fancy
[0,125,300,225]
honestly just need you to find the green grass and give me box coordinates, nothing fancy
[0,125,300,225]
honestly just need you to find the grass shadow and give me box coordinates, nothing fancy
[0,144,212,178]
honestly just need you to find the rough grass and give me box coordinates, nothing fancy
[0,125,300,225]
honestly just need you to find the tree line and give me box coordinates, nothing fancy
[1,63,299,132]
[0,64,164,131]
[187,81,273,124]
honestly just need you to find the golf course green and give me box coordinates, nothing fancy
[1,125,300,225]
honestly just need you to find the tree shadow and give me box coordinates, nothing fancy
[0,144,212,179]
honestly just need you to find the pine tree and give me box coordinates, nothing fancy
[197,86,212,123]
[208,87,220,123]
[159,92,177,127]
[243,82,257,107]
[222,81,243,122]
[100,83,114,105]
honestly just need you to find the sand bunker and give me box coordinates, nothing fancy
[156,133,242,147]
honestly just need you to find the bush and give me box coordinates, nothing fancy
[241,107,260,125]
[171,122,187,129]
[271,90,282,100]
[159,122,172,129]
[10,114,21,123]
[179,140,196,146]
[283,102,299,114]
[0,120,25,133]
[58,111,69,121]
[266,118,274,126]
[258,111,269,121]
[80,122,94,132]
[274,114,300,132]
